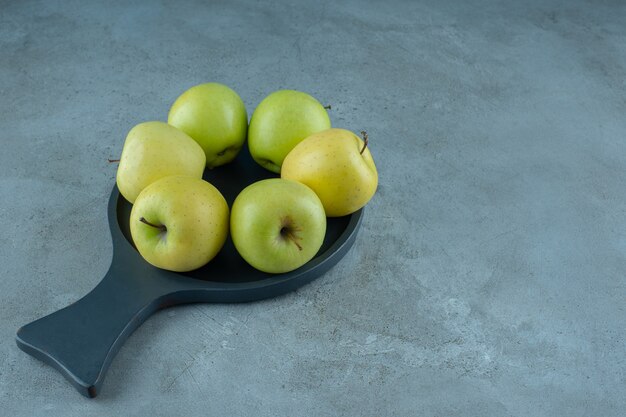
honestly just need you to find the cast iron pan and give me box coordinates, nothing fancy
[15,145,362,398]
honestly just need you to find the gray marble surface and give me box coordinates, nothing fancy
[1,0,624,415]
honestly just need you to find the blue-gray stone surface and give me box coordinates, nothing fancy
[1,0,624,415]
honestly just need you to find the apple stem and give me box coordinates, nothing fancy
[281,227,303,251]
[289,235,303,251]
[139,217,167,232]
[108,158,120,163]
[360,131,369,155]
[324,104,332,110]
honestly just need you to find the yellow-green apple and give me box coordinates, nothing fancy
[116,121,205,204]
[230,179,326,273]
[130,175,229,272]
[281,128,378,217]
[248,90,330,173]
[168,82,248,168]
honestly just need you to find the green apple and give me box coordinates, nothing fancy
[130,175,229,272]
[248,90,331,173]
[168,83,248,168]
[230,178,326,273]
[116,121,205,204]
[281,128,378,217]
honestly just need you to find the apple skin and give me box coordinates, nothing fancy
[116,121,206,204]
[248,90,331,173]
[230,179,327,273]
[168,83,248,169]
[130,175,229,272]
[281,128,378,217]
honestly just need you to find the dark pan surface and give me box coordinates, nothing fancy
[16,142,362,398]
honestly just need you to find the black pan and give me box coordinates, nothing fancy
[15,145,362,398]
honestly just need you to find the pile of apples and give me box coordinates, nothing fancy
[115,83,378,274]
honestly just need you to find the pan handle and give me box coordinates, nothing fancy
[16,264,166,398]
